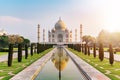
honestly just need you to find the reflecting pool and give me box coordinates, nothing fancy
[35,47,86,80]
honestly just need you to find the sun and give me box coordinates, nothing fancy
[103,26,116,32]
[103,0,120,32]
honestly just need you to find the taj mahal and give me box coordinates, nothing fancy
[37,18,83,44]
[48,18,72,43]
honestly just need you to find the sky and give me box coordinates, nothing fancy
[0,0,120,42]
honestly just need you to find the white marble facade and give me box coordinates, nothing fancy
[48,18,72,43]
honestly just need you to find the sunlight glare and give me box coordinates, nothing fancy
[103,0,120,32]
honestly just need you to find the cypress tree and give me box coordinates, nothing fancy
[25,44,28,59]
[88,45,90,56]
[72,44,74,49]
[31,43,33,56]
[34,44,37,53]
[74,44,76,50]
[109,44,114,65]
[37,43,40,54]
[99,43,104,61]
[17,36,24,62]
[76,44,78,51]
[93,43,96,58]
[79,44,81,52]
[84,44,87,55]
[18,43,22,62]
[8,44,13,67]
[82,44,84,53]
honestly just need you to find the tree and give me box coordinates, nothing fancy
[84,43,87,55]
[0,36,8,48]
[82,44,84,53]
[25,44,28,59]
[8,35,16,66]
[88,45,90,56]
[97,30,120,47]
[31,43,33,56]
[109,44,114,65]
[99,43,104,61]
[17,37,24,62]
[97,30,107,44]
[37,43,40,54]
[82,35,96,45]
[8,44,13,66]
[93,43,96,58]
[23,38,30,45]
[78,44,81,52]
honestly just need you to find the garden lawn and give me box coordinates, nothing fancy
[0,48,18,56]
[116,52,120,55]
[68,48,120,80]
[0,48,53,80]
[0,52,7,56]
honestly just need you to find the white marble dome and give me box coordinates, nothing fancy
[55,18,66,31]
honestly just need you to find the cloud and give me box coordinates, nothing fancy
[0,16,22,24]
[0,16,37,26]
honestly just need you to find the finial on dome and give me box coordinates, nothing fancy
[59,17,61,20]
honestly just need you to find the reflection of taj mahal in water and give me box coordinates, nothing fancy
[48,18,72,43]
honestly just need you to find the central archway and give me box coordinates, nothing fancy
[58,34,63,42]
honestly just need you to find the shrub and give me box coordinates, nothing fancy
[8,44,13,66]
[84,44,87,55]
[88,45,90,56]
[25,44,28,59]
[93,43,96,58]
[30,43,33,56]
[109,44,114,65]
[18,44,22,62]
[99,43,104,61]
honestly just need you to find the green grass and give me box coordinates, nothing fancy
[68,48,120,80]
[0,52,8,56]
[116,52,120,55]
[0,48,18,56]
[104,47,109,51]
[0,48,53,80]
[4,48,18,50]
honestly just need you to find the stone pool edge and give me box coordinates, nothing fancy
[10,48,56,80]
[64,48,111,80]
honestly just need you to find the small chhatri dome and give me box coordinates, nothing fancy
[55,17,66,31]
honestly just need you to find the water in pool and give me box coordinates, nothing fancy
[35,47,86,80]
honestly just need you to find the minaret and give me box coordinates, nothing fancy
[37,24,40,43]
[80,24,82,43]
[48,30,51,42]
[75,29,77,42]
[43,29,45,43]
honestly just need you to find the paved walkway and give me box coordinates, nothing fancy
[65,48,111,80]
[90,50,120,61]
[10,48,56,80]
[0,51,27,62]
[0,49,120,63]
